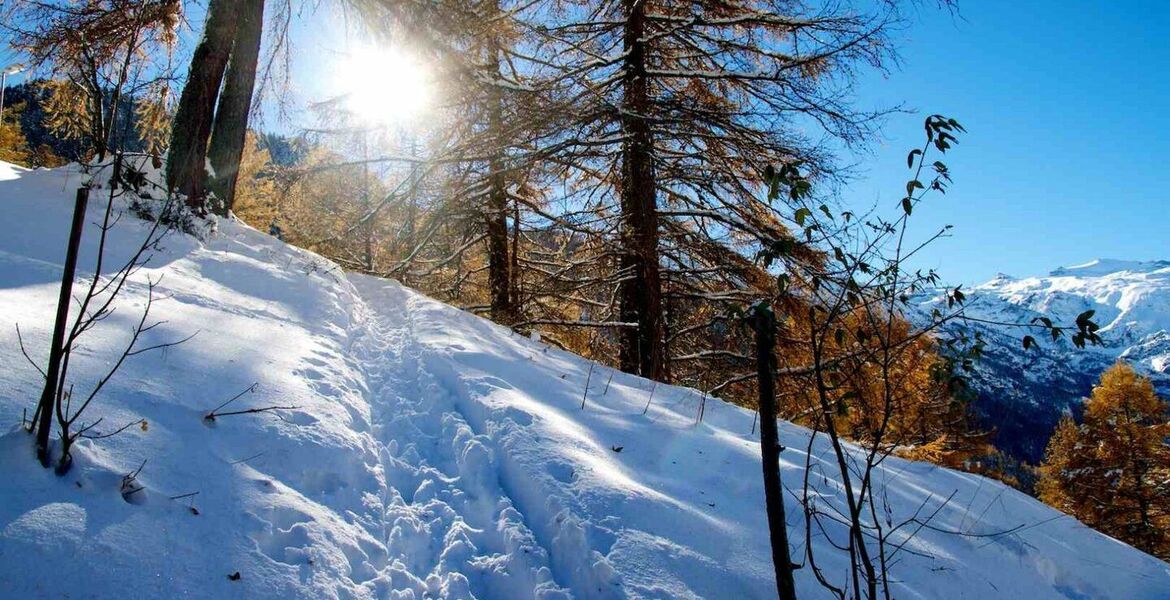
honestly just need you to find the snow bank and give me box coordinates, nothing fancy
[0,162,1167,598]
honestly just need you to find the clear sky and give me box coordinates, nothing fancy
[11,2,1163,287]
[845,1,1170,285]
[277,1,1169,285]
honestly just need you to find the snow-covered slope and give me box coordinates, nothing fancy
[915,260,1170,462]
[1,162,1167,599]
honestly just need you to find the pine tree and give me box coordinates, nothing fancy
[1038,362,1170,559]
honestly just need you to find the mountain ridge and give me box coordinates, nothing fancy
[915,257,1170,464]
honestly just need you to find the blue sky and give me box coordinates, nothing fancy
[845,1,1170,284]
[280,1,1169,285]
[7,2,1165,286]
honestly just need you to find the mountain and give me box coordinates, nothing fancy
[915,259,1170,464]
[1,161,1167,598]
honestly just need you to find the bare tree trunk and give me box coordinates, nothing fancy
[360,133,374,271]
[753,305,799,600]
[618,0,664,379]
[166,0,238,211]
[510,199,521,314]
[486,34,516,325]
[207,0,265,215]
[405,135,418,249]
[34,186,89,467]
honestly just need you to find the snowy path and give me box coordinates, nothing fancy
[1,161,1167,599]
[348,278,573,599]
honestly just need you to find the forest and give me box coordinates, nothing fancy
[0,1,1167,598]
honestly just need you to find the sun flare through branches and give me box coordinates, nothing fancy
[333,45,433,127]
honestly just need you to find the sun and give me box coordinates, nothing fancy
[334,45,432,126]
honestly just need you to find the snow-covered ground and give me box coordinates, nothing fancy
[0,161,1167,599]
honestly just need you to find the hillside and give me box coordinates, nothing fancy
[915,261,1170,462]
[1,161,1167,599]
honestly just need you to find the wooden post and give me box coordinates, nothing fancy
[35,186,90,467]
[753,305,798,600]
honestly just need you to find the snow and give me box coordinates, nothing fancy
[1050,258,1170,278]
[0,161,1168,598]
[955,259,1170,376]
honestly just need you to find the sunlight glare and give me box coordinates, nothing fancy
[335,45,432,126]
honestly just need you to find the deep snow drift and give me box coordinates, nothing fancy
[0,161,1167,599]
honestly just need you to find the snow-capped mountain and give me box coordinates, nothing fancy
[916,259,1170,463]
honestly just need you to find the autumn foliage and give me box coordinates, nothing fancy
[1038,363,1170,560]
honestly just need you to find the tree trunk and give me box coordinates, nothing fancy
[510,200,522,314]
[207,0,265,216]
[360,133,374,271]
[166,0,238,212]
[34,186,90,467]
[486,34,516,325]
[753,305,799,600]
[618,0,664,379]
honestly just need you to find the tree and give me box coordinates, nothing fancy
[750,303,798,600]
[1038,362,1170,560]
[166,0,239,210]
[342,0,587,325]
[0,102,31,164]
[1,0,181,160]
[747,115,1105,599]
[167,0,270,215]
[207,0,266,212]
[527,0,909,381]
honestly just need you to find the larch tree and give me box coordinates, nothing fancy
[1038,362,1170,560]
[1,0,182,160]
[344,0,584,325]
[533,0,905,380]
[166,0,238,209]
[167,0,268,215]
[207,0,266,211]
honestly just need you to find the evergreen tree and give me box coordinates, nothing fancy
[1,0,180,160]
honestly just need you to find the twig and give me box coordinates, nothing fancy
[127,458,147,479]
[15,324,47,380]
[642,381,657,415]
[78,417,146,439]
[580,363,594,409]
[228,451,266,465]
[695,386,708,424]
[602,370,614,395]
[205,405,299,421]
[204,382,260,418]
[120,458,147,499]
